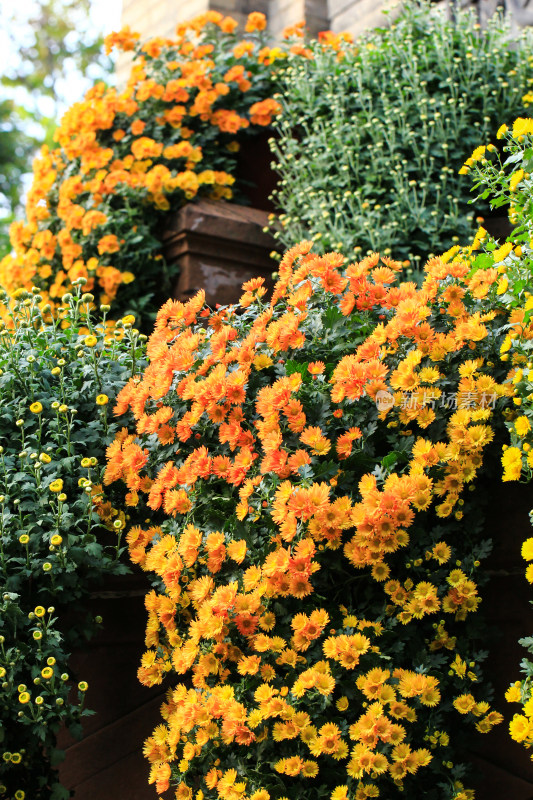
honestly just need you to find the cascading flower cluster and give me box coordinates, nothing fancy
[460,115,533,760]
[0,11,286,324]
[103,230,533,799]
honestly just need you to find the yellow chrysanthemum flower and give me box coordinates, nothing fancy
[521,538,533,561]
[523,697,533,717]
[515,416,531,437]
[331,787,349,800]
[492,242,513,263]
[500,335,512,354]
[496,276,508,295]
[253,353,273,370]
[496,123,508,139]
[510,168,525,192]
[512,117,533,138]
[505,682,522,703]
[509,713,531,742]
[336,696,349,711]
[501,446,522,481]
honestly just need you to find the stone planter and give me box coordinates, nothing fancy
[235,131,278,213]
[163,198,277,307]
[57,571,167,799]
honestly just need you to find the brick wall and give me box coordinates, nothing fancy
[118,0,354,44]
[120,0,269,41]
[118,0,533,47]
[328,0,399,36]
[116,0,270,84]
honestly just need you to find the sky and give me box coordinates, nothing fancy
[0,0,124,209]
[0,0,124,110]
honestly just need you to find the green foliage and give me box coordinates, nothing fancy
[0,0,113,259]
[0,285,145,799]
[0,101,35,258]
[2,0,112,133]
[269,1,533,267]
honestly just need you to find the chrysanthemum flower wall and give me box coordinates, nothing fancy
[0,11,285,325]
[103,232,533,799]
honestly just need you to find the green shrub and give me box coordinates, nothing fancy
[0,287,145,800]
[269,1,533,267]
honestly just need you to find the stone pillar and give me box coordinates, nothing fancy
[268,0,329,37]
[327,0,398,36]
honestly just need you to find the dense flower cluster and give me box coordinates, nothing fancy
[461,116,533,758]
[102,224,533,798]
[0,11,285,324]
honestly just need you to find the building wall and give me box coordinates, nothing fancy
[116,0,533,85]
[121,0,269,42]
[119,0,533,43]
[267,0,329,38]
[118,0,389,43]
[117,0,270,84]
[328,0,400,36]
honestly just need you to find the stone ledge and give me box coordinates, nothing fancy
[163,198,277,307]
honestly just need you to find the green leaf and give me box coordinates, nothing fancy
[50,748,66,767]
[49,782,71,800]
